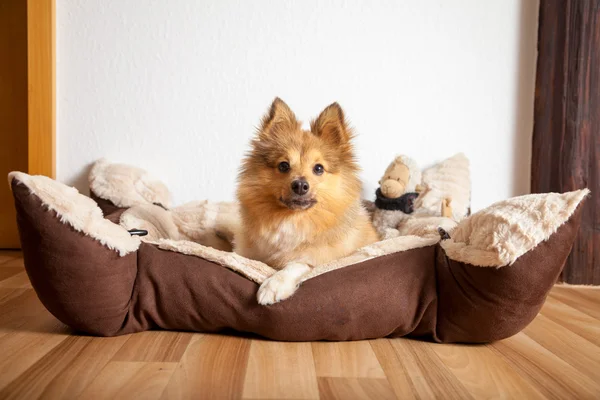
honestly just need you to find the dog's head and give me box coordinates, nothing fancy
[238,98,361,215]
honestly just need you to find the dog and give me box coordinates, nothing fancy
[235,98,380,305]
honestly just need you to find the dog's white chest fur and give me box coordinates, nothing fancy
[257,220,307,261]
[234,217,312,268]
[267,221,304,248]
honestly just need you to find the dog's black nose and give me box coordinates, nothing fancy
[291,179,310,195]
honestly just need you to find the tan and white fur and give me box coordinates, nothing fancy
[235,98,379,305]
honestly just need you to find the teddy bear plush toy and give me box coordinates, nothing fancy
[378,155,421,199]
[368,155,424,240]
[368,154,470,240]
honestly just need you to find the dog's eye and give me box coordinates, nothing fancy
[313,164,324,175]
[278,161,290,173]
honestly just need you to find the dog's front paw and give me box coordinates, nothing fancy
[257,273,299,305]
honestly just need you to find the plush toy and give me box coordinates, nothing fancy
[370,153,471,240]
[370,155,421,239]
[378,155,422,199]
[89,159,239,252]
[413,153,471,220]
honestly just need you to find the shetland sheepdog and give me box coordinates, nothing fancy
[235,98,380,304]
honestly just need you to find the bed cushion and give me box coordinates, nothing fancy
[8,172,588,342]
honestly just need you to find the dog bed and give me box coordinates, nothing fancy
[8,170,588,342]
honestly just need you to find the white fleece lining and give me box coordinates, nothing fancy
[440,189,590,267]
[416,152,471,220]
[120,205,181,242]
[89,158,172,209]
[8,172,140,256]
[156,239,275,284]
[302,235,439,282]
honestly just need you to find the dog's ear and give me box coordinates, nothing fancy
[257,98,299,140]
[310,102,351,144]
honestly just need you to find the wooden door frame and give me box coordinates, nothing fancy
[0,0,54,248]
[27,0,55,178]
[532,0,599,284]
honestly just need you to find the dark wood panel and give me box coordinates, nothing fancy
[532,0,599,284]
[0,0,28,248]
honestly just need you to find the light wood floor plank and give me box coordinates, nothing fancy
[550,288,600,320]
[0,258,25,269]
[491,332,599,399]
[389,338,472,400]
[370,339,418,400]
[243,340,319,400]
[540,295,600,346]
[161,334,250,400]
[0,290,58,338]
[0,252,22,266]
[574,287,600,302]
[78,361,176,400]
[0,271,32,289]
[523,313,600,381]
[0,267,22,282]
[431,343,546,399]
[112,331,193,362]
[38,335,130,399]
[0,288,28,305]
[312,341,386,378]
[0,320,70,390]
[317,377,396,400]
[0,336,93,399]
[553,285,600,300]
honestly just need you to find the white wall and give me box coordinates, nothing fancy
[57,0,539,211]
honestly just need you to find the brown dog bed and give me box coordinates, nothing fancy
[8,171,588,342]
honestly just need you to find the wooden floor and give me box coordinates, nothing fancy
[0,251,599,399]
